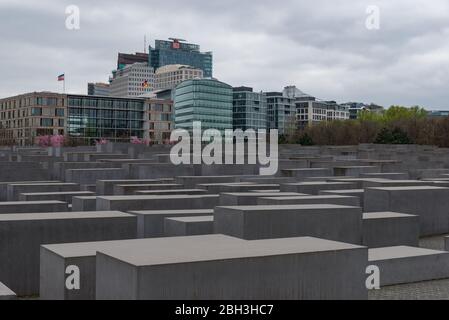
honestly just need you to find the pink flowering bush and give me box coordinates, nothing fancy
[50,135,65,147]
[95,138,109,145]
[163,138,178,145]
[131,136,151,145]
[36,135,51,147]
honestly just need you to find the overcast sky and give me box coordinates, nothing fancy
[0,0,448,109]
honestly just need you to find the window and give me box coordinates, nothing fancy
[32,107,42,116]
[41,118,53,127]
[55,108,64,117]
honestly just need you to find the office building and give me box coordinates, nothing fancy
[341,102,384,119]
[265,91,295,135]
[117,52,149,70]
[154,64,203,91]
[0,92,176,145]
[87,83,111,96]
[174,78,233,133]
[232,87,267,131]
[110,62,155,97]
[149,38,213,77]
[66,95,145,144]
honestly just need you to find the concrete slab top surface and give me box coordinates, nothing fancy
[283,182,355,186]
[333,166,378,169]
[97,179,174,183]
[20,191,94,196]
[129,209,214,216]
[363,212,418,219]
[216,204,358,211]
[0,200,66,205]
[322,189,364,193]
[260,195,358,200]
[115,184,181,187]
[0,211,133,221]
[98,194,218,200]
[221,192,303,197]
[7,182,77,186]
[367,186,448,191]
[97,235,365,266]
[73,196,97,199]
[166,216,214,223]
[369,246,447,261]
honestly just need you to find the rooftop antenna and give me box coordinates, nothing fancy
[144,35,147,53]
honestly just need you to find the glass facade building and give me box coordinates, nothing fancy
[265,92,295,135]
[174,78,233,133]
[149,39,213,78]
[232,87,267,131]
[67,95,145,144]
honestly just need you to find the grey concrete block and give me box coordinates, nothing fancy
[19,191,95,203]
[97,195,220,212]
[164,216,214,236]
[113,183,183,195]
[135,189,208,196]
[360,172,409,180]
[214,204,363,244]
[0,180,57,201]
[175,175,239,188]
[0,201,68,214]
[333,166,380,177]
[219,192,304,206]
[7,182,80,201]
[40,238,149,300]
[0,211,137,296]
[72,196,97,212]
[257,195,360,207]
[197,183,279,194]
[364,186,449,236]
[96,179,174,195]
[319,189,365,208]
[281,168,332,179]
[95,235,367,300]
[362,212,419,248]
[128,209,213,238]
[66,168,126,185]
[369,246,449,286]
[280,182,358,195]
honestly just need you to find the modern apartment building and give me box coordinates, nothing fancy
[149,38,213,77]
[154,64,203,91]
[0,92,66,145]
[232,87,267,131]
[0,92,174,145]
[174,78,233,133]
[110,62,155,97]
[295,98,349,128]
[87,82,111,96]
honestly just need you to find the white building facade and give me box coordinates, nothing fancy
[154,64,203,91]
[110,62,155,97]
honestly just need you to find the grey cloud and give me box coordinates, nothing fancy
[0,0,448,109]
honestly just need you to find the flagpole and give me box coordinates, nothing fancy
[63,75,66,93]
